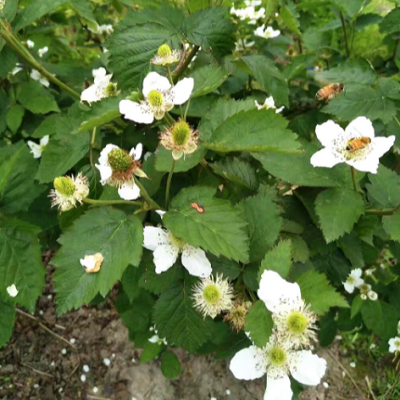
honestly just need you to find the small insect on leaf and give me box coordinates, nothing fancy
[191,202,205,213]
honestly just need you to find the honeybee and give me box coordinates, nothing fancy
[315,83,345,103]
[346,137,371,152]
[191,202,205,213]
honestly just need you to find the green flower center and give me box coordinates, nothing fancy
[54,177,75,196]
[287,311,308,334]
[108,149,132,172]
[148,90,163,107]
[172,121,190,146]
[269,346,287,366]
[158,44,172,57]
[203,284,222,305]
[105,83,118,97]
[347,276,355,284]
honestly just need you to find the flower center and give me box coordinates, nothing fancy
[395,340,400,347]
[148,90,163,107]
[108,149,132,172]
[170,234,186,249]
[287,311,308,334]
[172,121,190,146]
[269,346,287,367]
[158,44,172,57]
[105,83,118,97]
[54,177,75,196]
[203,284,222,305]
[347,276,355,284]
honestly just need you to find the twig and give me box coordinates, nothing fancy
[87,396,112,400]
[172,45,200,83]
[16,308,65,330]
[365,376,377,400]
[20,362,54,379]
[339,11,350,57]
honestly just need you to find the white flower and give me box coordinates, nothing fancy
[311,117,395,174]
[231,6,265,23]
[80,374,86,383]
[349,362,356,368]
[11,64,24,75]
[89,24,114,35]
[370,343,376,349]
[192,274,234,319]
[343,269,364,294]
[235,40,255,52]
[152,44,181,66]
[95,143,145,200]
[397,320,400,334]
[391,337,400,353]
[6,284,18,298]
[27,135,49,158]
[230,333,327,400]
[49,173,89,212]
[27,40,35,48]
[80,253,104,274]
[255,96,284,113]
[143,226,212,278]
[119,72,194,124]
[257,270,317,348]
[38,46,48,58]
[367,291,378,301]
[30,69,50,87]
[254,25,281,39]
[148,333,167,345]
[81,67,117,105]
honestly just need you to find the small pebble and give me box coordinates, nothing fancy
[58,388,63,393]
[103,358,111,366]
[39,310,44,316]
[34,384,40,389]
[342,371,346,378]
[323,382,329,389]
[61,348,67,355]
[131,358,136,363]
[93,387,99,394]
[350,362,356,368]
[112,353,116,359]
[83,365,90,373]
[47,294,53,300]
[50,361,55,367]
[211,397,217,400]
[226,389,231,395]
[70,338,76,344]
[80,374,86,383]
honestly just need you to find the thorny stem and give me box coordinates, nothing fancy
[165,158,176,209]
[339,12,350,57]
[83,198,143,207]
[134,176,162,210]
[172,45,200,83]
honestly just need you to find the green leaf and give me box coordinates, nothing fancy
[155,145,207,173]
[6,105,25,134]
[366,165,400,209]
[16,82,60,115]
[315,188,365,243]
[191,65,228,98]
[36,132,90,183]
[141,154,166,196]
[338,232,364,269]
[280,6,301,35]
[361,300,382,334]
[153,281,213,352]
[3,0,18,22]
[161,351,181,379]
[380,8,400,35]
[121,265,141,303]
[140,341,163,364]
[183,7,235,58]
[0,142,25,195]
[239,55,289,106]
[0,219,45,312]
[53,207,143,314]
[383,210,400,242]
[264,0,278,19]
[351,295,364,319]
[245,301,273,348]
[239,189,282,262]
[296,271,349,315]
[252,140,352,188]
[210,157,258,191]
[318,312,337,347]
[260,240,292,279]
[164,186,249,262]
[289,235,309,263]
[203,109,300,154]
[69,0,98,32]
[208,254,242,280]
[0,47,18,79]
[187,0,209,13]
[332,0,364,18]
[0,296,15,349]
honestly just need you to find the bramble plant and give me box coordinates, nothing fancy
[2,0,400,398]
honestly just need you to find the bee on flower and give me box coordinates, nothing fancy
[81,68,118,105]
[151,44,181,67]
[119,72,194,124]
[96,143,146,200]
[49,173,89,212]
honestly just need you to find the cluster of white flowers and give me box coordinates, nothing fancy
[89,24,114,36]
[343,268,378,301]
[230,271,326,400]
[81,67,118,105]
[311,117,395,174]
[231,3,265,24]
[255,96,284,113]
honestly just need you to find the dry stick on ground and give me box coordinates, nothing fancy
[365,376,378,400]
[20,362,55,379]
[326,349,369,400]
[87,396,112,400]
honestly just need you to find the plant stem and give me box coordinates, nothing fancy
[339,11,350,57]
[166,65,173,84]
[89,127,96,166]
[134,176,162,210]
[172,45,200,83]
[366,204,400,216]
[83,198,143,207]
[164,112,175,126]
[165,159,176,209]
[351,166,357,191]
[183,98,191,121]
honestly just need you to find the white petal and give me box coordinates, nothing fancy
[275,106,284,113]
[30,69,41,81]
[27,141,42,158]
[310,148,343,169]
[156,210,166,219]
[172,150,183,160]
[257,270,301,313]
[290,351,327,386]
[80,257,96,270]
[351,268,363,278]
[264,96,276,109]
[370,136,395,159]
[96,164,113,183]
[345,116,375,140]
[181,246,212,278]
[118,181,140,200]
[143,227,169,251]
[6,284,18,298]
[130,143,143,160]
[98,143,119,165]
[93,67,107,80]
[345,156,379,174]
[39,77,50,87]
[119,100,154,124]
[81,85,98,103]
[229,346,265,380]
[40,135,49,146]
[315,120,344,148]
[264,374,293,400]
[171,77,194,105]
[153,244,179,274]
[142,72,171,97]
[343,282,355,294]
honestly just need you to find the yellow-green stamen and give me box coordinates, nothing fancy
[108,149,132,172]
[148,90,163,107]
[54,177,75,196]
[287,311,308,334]
[158,44,172,57]
[203,284,222,305]
[172,121,190,146]
[269,347,287,366]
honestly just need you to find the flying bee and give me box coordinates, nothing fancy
[315,83,345,103]
[346,137,371,152]
[191,202,205,213]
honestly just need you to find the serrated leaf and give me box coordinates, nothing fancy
[296,271,349,315]
[155,145,206,173]
[351,295,364,318]
[260,240,292,279]
[380,8,400,35]
[6,105,25,134]
[191,65,228,98]
[141,153,166,196]
[289,235,309,263]
[0,296,15,349]
[338,232,364,269]
[0,219,45,312]
[208,254,242,280]
[239,189,282,262]
[161,351,181,379]
[53,207,143,314]
[140,341,163,364]
[264,0,278,19]
[36,132,90,183]
[315,188,364,243]
[16,82,60,114]
[331,0,364,18]
[0,142,25,195]
[121,265,141,303]
[153,281,213,352]
[203,109,300,153]
[164,186,249,262]
[69,0,98,31]
[280,6,301,35]
[383,210,400,242]
[245,301,273,348]
[361,300,382,333]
